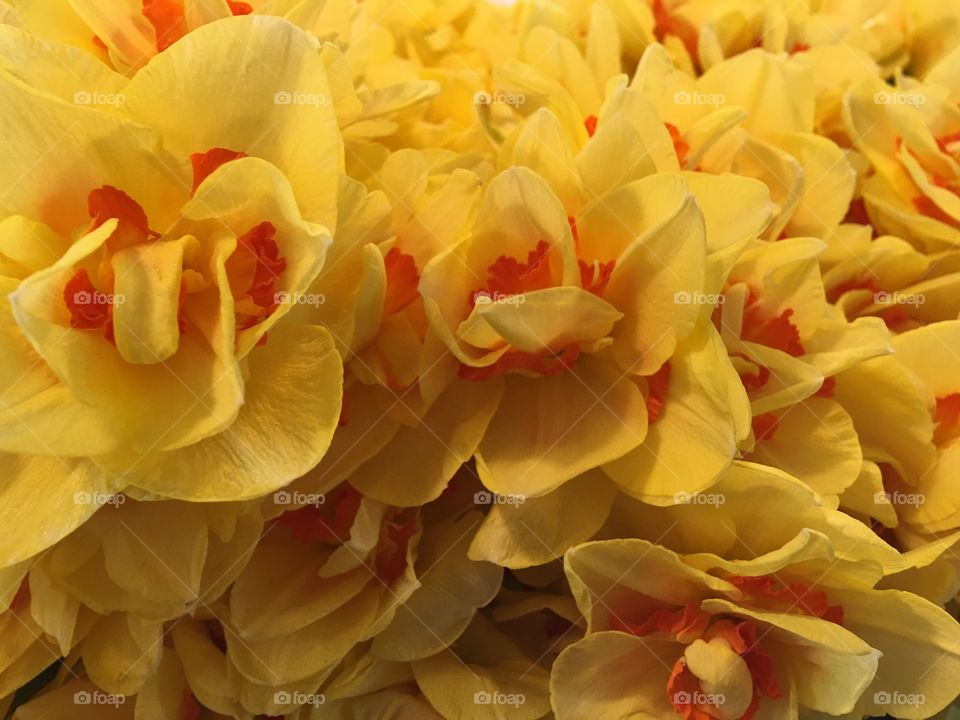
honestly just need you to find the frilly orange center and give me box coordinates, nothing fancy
[461,240,583,381]
[374,514,418,585]
[143,0,253,52]
[934,393,960,446]
[740,290,804,358]
[225,221,287,331]
[751,412,779,442]
[190,147,248,193]
[65,186,165,344]
[652,0,699,64]
[646,362,672,424]
[668,618,782,720]
[384,247,421,315]
[584,115,598,138]
[277,483,363,544]
[142,0,188,52]
[665,122,690,167]
[730,575,844,624]
[611,603,781,720]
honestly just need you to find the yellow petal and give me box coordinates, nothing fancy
[468,469,617,568]
[476,357,647,498]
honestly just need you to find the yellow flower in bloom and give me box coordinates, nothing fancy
[844,75,960,250]
[420,164,755,504]
[553,526,960,719]
[716,237,891,495]
[0,17,343,565]
[8,0,293,72]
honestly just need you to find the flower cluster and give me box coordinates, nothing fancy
[0,0,959,718]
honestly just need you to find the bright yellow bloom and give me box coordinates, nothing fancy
[0,17,343,565]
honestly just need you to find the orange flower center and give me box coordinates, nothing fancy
[225,221,287,331]
[611,604,782,720]
[277,483,363,544]
[652,0,699,63]
[471,239,555,305]
[646,362,672,424]
[730,575,844,624]
[142,0,187,52]
[665,122,690,166]
[374,514,418,585]
[934,393,960,446]
[143,0,252,52]
[668,619,781,720]
[740,292,804,358]
[584,115,599,138]
[65,186,170,344]
[190,147,248,193]
[384,247,421,315]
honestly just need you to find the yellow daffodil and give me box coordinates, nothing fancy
[0,17,343,565]
[554,527,960,719]
[844,75,960,250]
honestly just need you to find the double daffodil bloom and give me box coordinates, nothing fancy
[8,0,301,72]
[844,76,960,250]
[0,17,343,565]
[553,526,960,720]
[715,237,892,496]
[639,45,861,241]
[420,164,755,505]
